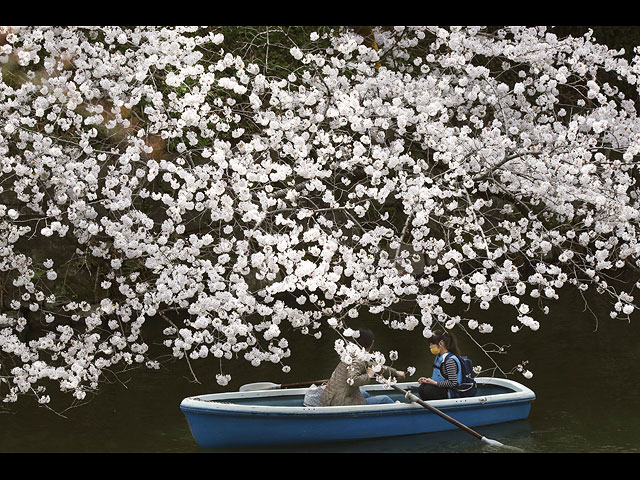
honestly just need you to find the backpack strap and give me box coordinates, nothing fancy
[448,354,477,393]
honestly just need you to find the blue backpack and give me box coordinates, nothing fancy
[438,354,478,398]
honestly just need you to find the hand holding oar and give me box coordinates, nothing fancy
[389,383,524,452]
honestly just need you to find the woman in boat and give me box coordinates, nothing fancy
[320,329,405,406]
[415,329,472,400]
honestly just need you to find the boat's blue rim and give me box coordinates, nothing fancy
[180,396,535,418]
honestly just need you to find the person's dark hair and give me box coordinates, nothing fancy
[355,328,375,350]
[430,329,461,357]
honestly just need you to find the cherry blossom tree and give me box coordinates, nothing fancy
[1,26,640,411]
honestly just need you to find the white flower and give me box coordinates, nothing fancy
[478,323,493,334]
[290,47,303,60]
[216,374,231,386]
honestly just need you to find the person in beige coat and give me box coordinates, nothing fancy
[320,329,405,406]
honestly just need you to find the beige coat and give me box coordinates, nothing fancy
[320,357,399,406]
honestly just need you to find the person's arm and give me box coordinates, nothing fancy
[436,356,459,389]
[346,360,373,387]
[379,365,405,380]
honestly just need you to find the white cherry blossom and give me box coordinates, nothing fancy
[1,26,639,409]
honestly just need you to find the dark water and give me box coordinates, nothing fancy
[2,287,640,453]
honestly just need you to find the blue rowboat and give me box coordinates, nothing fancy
[180,377,535,449]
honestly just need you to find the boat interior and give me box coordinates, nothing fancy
[200,381,515,407]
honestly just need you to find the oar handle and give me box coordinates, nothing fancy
[390,384,484,441]
[280,379,329,389]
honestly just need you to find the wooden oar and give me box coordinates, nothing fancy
[390,384,523,451]
[239,379,328,392]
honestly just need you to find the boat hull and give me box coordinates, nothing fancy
[180,378,535,449]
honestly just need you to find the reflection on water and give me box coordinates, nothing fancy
[205,420,534,453]
[2,286,640,452]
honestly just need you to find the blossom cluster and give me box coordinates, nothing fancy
[1,26,640,409]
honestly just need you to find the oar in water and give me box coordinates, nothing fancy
[239,379,328,392]
[389,384,523,452]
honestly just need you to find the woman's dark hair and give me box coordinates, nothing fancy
[356,328,375,350]
[430,329,461,357]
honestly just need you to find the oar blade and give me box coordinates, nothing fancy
[238,382,280,392]
[480,436,504,447]
[481,437,525,452]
